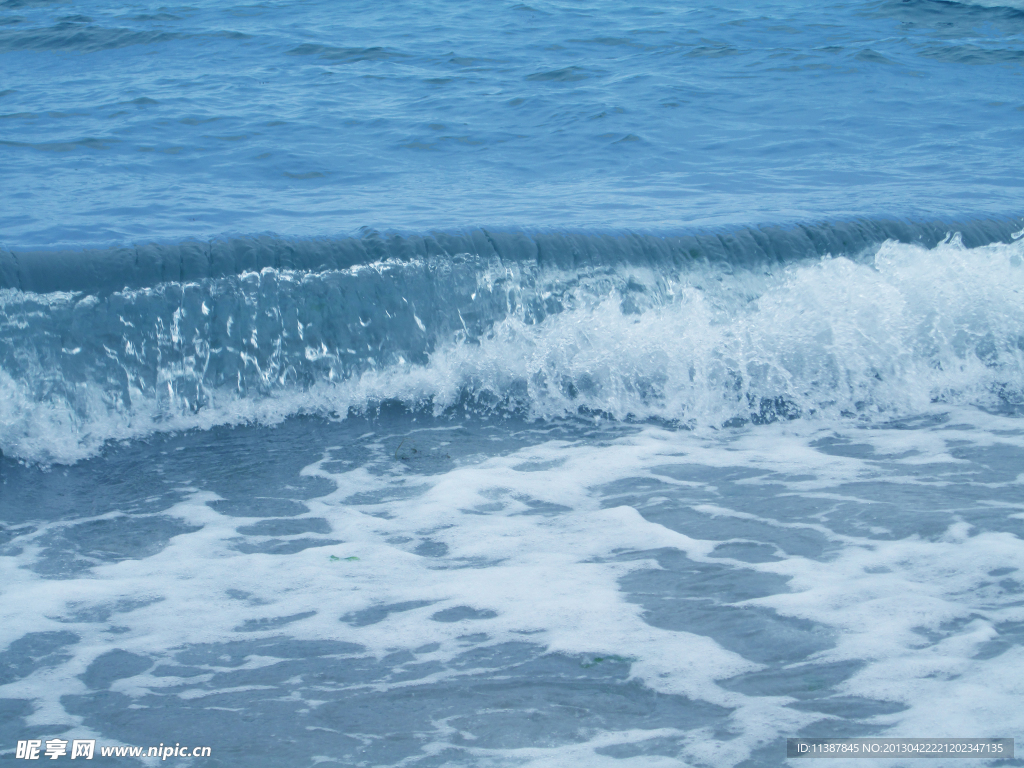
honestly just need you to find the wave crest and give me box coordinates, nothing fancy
[1,227,1022,464]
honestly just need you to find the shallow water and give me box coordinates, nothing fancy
[2,409,1024,766]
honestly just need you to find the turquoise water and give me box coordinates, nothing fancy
[1,1,1023,766]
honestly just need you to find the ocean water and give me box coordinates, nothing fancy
[1,0,1024,766]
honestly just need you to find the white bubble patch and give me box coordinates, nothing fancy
[1,407,1022,765]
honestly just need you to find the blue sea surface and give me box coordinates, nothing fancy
[1,0,1023,245]
[1,1,1023,766]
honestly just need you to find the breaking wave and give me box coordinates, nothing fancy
[1,218,1022,464]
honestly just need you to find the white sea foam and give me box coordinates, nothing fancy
[2,411,1022,764]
